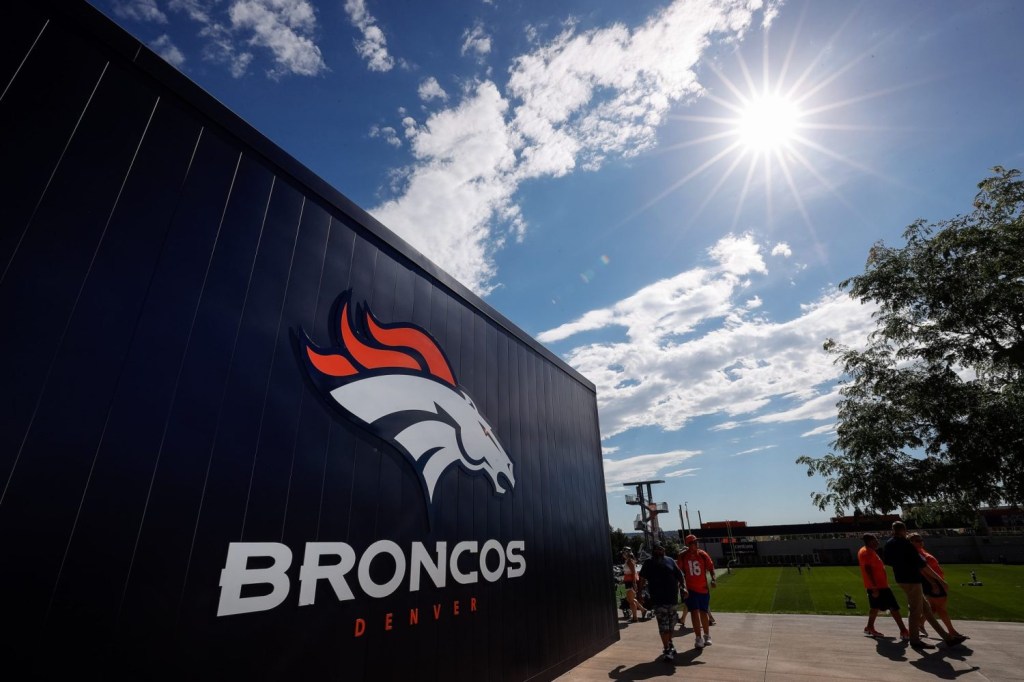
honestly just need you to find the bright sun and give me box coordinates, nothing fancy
[637,36,874,238]
[737,95,800,152]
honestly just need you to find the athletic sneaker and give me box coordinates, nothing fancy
[899,629,911,641]
[695,636,705,649]
[863,627,884,638]
[703,635,713,646]
[662,646,675,662]
[910,640,936,650]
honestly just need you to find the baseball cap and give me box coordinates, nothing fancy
[685,534,698,544]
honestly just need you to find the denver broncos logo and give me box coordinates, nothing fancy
[299,292,515,503]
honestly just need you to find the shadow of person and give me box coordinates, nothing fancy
[908,646,978,680]
[608,657,706,681]
[873,637,908,662]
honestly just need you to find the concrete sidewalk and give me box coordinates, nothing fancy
[556,613,1024,681]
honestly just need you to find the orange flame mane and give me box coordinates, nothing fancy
[306,301,456,387]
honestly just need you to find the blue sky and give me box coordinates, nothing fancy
[90,0,1024,530]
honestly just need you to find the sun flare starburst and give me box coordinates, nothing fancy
[631,24,893,244]
[736,95,801,152]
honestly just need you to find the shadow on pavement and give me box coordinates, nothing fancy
[874,637,909,662]
[607,654,707,681]
[908,645,979,680]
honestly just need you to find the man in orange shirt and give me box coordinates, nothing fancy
[678,535,716,649]
[858,533,908,638]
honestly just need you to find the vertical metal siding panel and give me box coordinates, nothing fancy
[45,97,205,629]
[380,262,424,540]
[493,330,514,682]
[574,382,604,652]
[568,378,592,655]
[591,388,617,647]
[500,332,525,682]
[456,305,485,682]
[520,344,545,677]
[302,223,359,679]
[363,250,403,676]
[0,60,158,627]
[571,382,600,648]
[528,353,552,672]
[191,188,327,675]
[177,179,306,658]
[275,202,333,549]
[79,129,237,643]
[431,290,457,543]
[0,18,108,287]
[541,361,571,666]
[119,154,273,636]
[426,290,457,676]
[481,320,502,681]
[26,125,238,675]
[407,274,441,682]
[331,234,380,680]
[375,260,424,681]
[367,248,402,547]
[469,314,487,681]
[249,220,355,544]
[0,4,46,101]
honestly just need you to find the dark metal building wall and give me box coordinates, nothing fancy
[0,1,615,679]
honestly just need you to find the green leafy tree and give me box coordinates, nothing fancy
[798,167,1024,519]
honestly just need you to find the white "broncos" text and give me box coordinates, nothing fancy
[217,540,526,617]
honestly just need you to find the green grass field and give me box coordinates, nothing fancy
[707,565,1024,622]
[617,565,1024,622]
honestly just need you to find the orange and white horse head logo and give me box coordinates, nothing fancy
[299,292,514,503]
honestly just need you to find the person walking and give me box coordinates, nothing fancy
[639,542,688,662]
[884,521,967,649]
[621,548,640,623]
[909,533,967,641]
[857,533,909,638]
[678,534,716,649]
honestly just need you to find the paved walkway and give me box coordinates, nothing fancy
[556,613,1024,681]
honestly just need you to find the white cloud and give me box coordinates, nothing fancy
[150,34,186,67]
[344,0,395,72]
[369,0,770,294]
[538,236,877,438]
[749,389,843,425]
[168,0,324,78]
[603,450,701,490]
[801,423,836,438]
[229,0,326,78]
[369,124,401,147]
[461,22,493,59]
[746,296,763,309]
[372,82,518,293]
[731,445,777,457]
[665,468,699,478]
[418,77,448,102]
[114,0,167,23]
[771,242,793,258]
[538,233,764,344]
